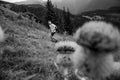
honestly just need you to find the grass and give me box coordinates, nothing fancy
[0,6,70,80]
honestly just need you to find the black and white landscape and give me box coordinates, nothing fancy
[0,0,120,80]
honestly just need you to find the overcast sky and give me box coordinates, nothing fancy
[2,0,120,14]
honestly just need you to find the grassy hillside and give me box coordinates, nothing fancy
[0,1,78,34]
[0,6,72,80]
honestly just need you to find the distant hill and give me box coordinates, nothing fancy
[0,1,64,26]
[80,6,120,17]
[0,1,46,24]
[0,1,14,4]
[78,6,120,25]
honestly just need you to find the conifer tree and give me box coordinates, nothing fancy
[63,8,73,35]
[45,0,57,27]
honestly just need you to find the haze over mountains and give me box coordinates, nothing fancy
[14,0,120,14]
[15,0,45,5]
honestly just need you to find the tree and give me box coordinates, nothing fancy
[45,0,57,27]
[63,8,73,35]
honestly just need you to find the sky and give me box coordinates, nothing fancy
[2,0,52,2]
[2,0,27,3]
[2,0,120,14]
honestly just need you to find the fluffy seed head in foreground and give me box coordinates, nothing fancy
[73,21,120,80]
[54,40,86,71]
[55,41,80,54]
[74,21,120,53]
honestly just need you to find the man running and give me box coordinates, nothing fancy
[48,21,57,41]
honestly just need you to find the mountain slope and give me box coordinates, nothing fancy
[0,6,65,80]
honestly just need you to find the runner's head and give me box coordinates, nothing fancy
[48,21,52,25]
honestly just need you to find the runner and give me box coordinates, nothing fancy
[48,21,57,42]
